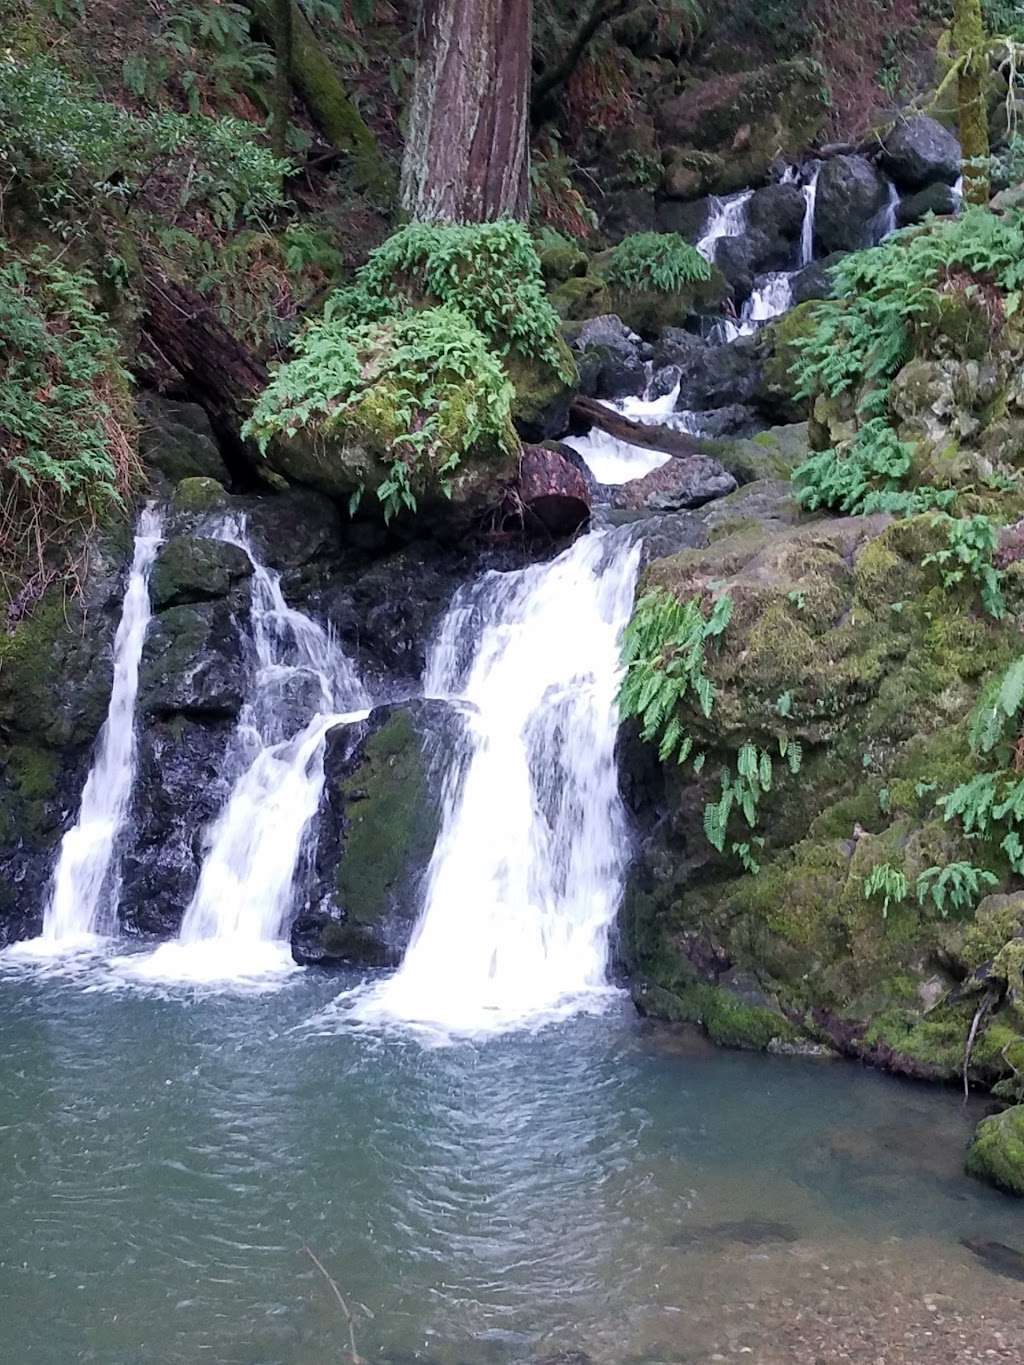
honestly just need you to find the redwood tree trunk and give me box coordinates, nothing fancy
[401,0,532,222]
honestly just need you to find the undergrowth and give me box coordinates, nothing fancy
[604,233,713,294]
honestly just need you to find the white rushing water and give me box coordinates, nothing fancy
[128,517,367,985]
[799,164,820,266]
[874,178,901,242]
[31,507,164,950]
[564,383,703,485]
[738,272,795,335]
[696,190,753,262]
[348,528,641,1037]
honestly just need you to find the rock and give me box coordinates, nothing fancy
[537,238,587,285]
[655,196,714,240]
[700,478,802,536]
[305,700,464,965]
[813,155,888,254]
[991,183,1024,213]
[564,314,645,401]
[172,477,229,517]
[507,340,578,442]
[517,445,591,535]
[138,395,230,486]
[599,187,657,242]
[965,1105,1024,1197]
[789,256,837,306]
[897,181,960,225]
[651,330,762,410]
[747,182,808,241]
[609,455,736,513]
[150,536,252,610]
[119,716,237,936]
[138,601,248,719]
[881,116,962,191]
[654,60,830,194]
[548,274,613,322]
[236,488,342,571]
[671,1219,799,1250]
[693,405,759,438]
[961,1236,1024,1279]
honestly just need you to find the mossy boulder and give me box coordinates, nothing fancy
[138,601,247,719]
[506,336,578,442]
[138,395,230,487]
[589,248,729,338]
[150,537,252,610]
[301,700,463,966]
[966,1104,1024,1196]
[621,513,1024,1082]
[172,477,229,517]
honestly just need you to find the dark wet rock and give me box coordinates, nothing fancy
[961,1237,1024,1280]
[600,186,657,241]
[671,1219,799,1250]
[789,256,838,306]
[965,1104,1024,1198]
[716,183,807,299]
[655,196,713,240]
[304,700,465,966]
[617,511,710,565]
[747,182,807,242]
[237,487,343,571]
[150,536,252,610]
[651,331,762,410]
[138,601,248,719]
[813,155,888,254]
[881,116,961,191]
[565,315,645,401]
[694,405,759,438]
[609,455,736,513]
[138,395,230,487]
[119,716,237,936]
[897,181,960,226]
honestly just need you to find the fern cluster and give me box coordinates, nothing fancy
[939,655,1024,874]
[791,208,1024,514]
[922,514,1006,620]
[326,221,573,379]
[618,588,733,764]
[863,860,997,919]
[242,306,518,521]
[0,54,291,239]
[604,233,713,294]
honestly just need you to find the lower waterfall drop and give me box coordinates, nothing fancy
[349,527,641,1037]
[36,506,164,948]
[132,517,367,984]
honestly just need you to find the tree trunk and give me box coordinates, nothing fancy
[269,0,294,161]
[244,0,390,191]
[401,0,531,222]
[953,0,991,206]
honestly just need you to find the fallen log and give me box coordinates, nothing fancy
[570,395,712,459]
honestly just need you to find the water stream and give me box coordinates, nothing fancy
[32,507,163,949]
[696,190,753,262]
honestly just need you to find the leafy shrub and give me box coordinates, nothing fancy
[794,418,913,514]
[0,246,137,588]
[916,862,998,916]
[0,54,290,238]
[242,305,518,521]
[123,2,274,112]
[618,588,733,764]
[604,233,713,293]
[327,221,573,378]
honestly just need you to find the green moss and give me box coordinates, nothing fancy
[172,477,229,516]
[637,981,798,1050]
[966,1104,1024,1196]
[335,710,440,926]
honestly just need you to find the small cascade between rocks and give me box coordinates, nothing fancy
[874,179,901,242]
[738,272,795,334]
[347,527,641,1037]
[131,516,367,984]
[33,507,164,950]
[696,190,753,262]
[564,381,701,485]
[799,164,820,266]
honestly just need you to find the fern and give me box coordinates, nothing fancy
[863,863,910,918]
[604,233,713,293]
[916,862,998,917]
[923,514,1006,620]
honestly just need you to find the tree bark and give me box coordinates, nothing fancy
[401,0,531,222]
[952,0,991,206]
[140,264,268,467]
[269,0,294,161]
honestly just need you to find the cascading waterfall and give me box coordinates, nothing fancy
[348,528,641,1036]
[873,179,901,242]
[563,382,702,485]
[738,272,794,334]
[35,507,164,948]
[131,517,367,983]
[799,164,820,267]
[696,190,753,262]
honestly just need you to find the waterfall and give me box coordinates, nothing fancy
[738,272,794,334]
[564,382,703,485]
[129,517,367,983]
[799,165,820,267]
[37,507,163,947]
[874,179,901,242]
[696,190,753,262]
[348,528,641,1037]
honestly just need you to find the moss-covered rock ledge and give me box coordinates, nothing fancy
[618,511,1024,1193]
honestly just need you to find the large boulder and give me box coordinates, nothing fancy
[880,116,962,191]
[651,331,763,410]
[966,1104,1024,1197]
[608,454,736,512]
[138,601,248,719]
[897,182,960,226]
[149,537,252,610]
[813,155,889,254]
[297,700,463,966]
[138,396,231,487]
[564,314,646,401]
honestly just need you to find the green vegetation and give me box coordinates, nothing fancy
[863,862,909,917]
[243,305,518,520]
[0,247,136,589]
[922,514,1005,620]
[603,232,712,294]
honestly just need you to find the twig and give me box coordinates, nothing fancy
[303,1245,366,1365]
